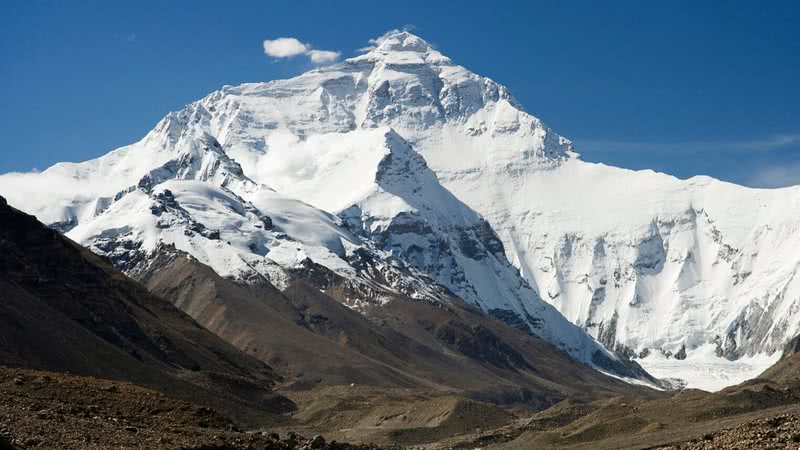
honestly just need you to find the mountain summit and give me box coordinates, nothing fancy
[359,30,444,58]
[3,30,799,389]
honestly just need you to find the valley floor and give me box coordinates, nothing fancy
[5,363,800,449]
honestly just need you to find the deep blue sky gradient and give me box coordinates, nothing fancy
[2,1,798,186]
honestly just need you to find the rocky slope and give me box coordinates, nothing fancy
[0,196,292,424]
[138,247,660,409]
[400,334,800,449]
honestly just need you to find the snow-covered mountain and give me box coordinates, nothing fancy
[3,30,798,389]
[0,92,643,381]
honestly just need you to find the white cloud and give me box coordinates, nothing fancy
[747,162,800,188]
[263,37,310,58]
[577,134,800,155]
[262,36,341,64]
[256,131,318,182]
[306,49,341,63]
[739,134,800,150]
[0,169,117,224]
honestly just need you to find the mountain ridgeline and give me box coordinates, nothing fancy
[3,30,800,391]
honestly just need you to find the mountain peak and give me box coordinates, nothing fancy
[372,30,434,53]
[352,30,451,65]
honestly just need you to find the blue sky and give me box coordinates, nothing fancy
[2,1,798,187]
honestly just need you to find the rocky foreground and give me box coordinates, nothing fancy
[0,368,387,450]
[656,413,800,450]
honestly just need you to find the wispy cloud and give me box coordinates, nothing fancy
[738,134,800,150]
[262,36,340,64]
[127,33,137,42]
[747,162,800,188]
[576,134,800,155]
[306,49,341,63]
[576,134,800,188]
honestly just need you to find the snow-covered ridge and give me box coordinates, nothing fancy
[0,112,643,379]
[2,29,798,389]
[284,127,630,368]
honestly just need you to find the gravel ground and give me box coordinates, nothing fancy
[0,367,388,450]
[655,413,800,450]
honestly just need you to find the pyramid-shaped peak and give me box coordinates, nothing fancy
[352,30,451,65]
[373,30,434,53]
